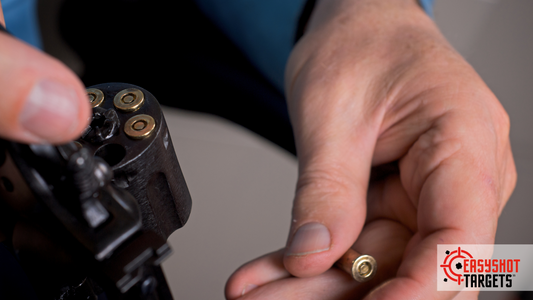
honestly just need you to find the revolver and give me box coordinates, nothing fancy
[0,83,192,300]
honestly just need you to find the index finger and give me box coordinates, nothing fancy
[368,97,516,299]
[0,5,91,144]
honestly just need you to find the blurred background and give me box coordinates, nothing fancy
[159,0,533,299]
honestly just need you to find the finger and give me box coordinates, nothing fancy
[225,249,290,300]
[363,232,460,300]
[453,291,479,300]
[283,135,375,277]
[237,270,352,300]
[401,112,503,241]
[365,106,509,299]
[500,141,516,214]
[366,173,417,233]
[283,61,381,277]
[0,30,91,144]
[230,219,412,300]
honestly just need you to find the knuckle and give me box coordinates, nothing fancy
[296,168,350,199]
[501,151,517,206]
[294,167,357,212]
[494,107,511,138]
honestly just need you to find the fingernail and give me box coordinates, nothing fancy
[241,284,258,296]
[20,79,79,141]
[287,222,331,256]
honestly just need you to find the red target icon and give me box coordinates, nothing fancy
[440,247,473,285]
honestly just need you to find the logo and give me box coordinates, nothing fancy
[440,247,473,285]
[437,245,530,291]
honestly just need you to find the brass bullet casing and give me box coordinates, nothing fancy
[335,249,377,282]
[114,88,145,112]
[87,88,105,108]
[124,114,156,139]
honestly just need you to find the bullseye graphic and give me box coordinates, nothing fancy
[440,247,473,285]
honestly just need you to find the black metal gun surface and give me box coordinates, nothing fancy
[0,83,192,300]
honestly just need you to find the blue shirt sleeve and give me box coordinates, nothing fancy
[194,0,307,92]
[195,0,436,92]
[1,0,42,49]
[2,0,435,91]
[419,0,436,18]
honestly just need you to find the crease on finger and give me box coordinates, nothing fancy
[401,127,462,206]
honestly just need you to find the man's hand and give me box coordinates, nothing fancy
[0,11,90,144]
[226,0,516,299]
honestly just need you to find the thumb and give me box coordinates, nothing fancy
[0,28,91,144]
[283,106,378,277]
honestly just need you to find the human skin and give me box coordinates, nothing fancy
[0,1,90,245]
[0,5,91,145]
[225,0,516,299]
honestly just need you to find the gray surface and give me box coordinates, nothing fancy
[161,110,297,299]
[161,0,533,299]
